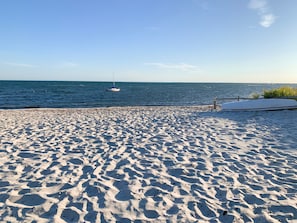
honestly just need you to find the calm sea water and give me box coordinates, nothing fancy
[0,81,296,109]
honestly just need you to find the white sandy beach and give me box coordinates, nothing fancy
[0,106,297,222]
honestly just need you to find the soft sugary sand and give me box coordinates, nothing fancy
[0,107,297,222]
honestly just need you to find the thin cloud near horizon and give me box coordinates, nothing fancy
[58,62,79,68]
[145,62,202,73]
[4,62,37,68]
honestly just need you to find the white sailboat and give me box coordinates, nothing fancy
[107,81,120,92]
[107,74,120,92]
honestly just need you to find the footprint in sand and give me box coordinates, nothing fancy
[139,199,160,219]
[16,194,45,206]
[61,208,80,222]
[167,205,179,215]
[113,180,134,201]
[188,200,216,219]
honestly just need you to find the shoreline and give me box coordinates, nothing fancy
[0,104,216,111]
[1,107,296,222]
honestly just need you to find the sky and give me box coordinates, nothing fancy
[0,0,296,83]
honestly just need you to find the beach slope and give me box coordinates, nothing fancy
[0,107,296,222]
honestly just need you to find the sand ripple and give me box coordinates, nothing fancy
[0,107,297,222]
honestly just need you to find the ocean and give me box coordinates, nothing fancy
[0,81,296,109]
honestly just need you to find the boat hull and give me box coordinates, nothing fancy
[107,87,120,92]
[221,99,297,111]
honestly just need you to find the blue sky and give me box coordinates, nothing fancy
[0,0,296,83]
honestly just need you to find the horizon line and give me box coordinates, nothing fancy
[0,79,296,85]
